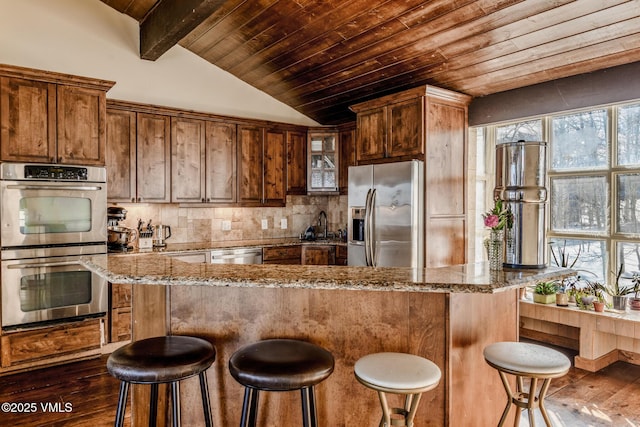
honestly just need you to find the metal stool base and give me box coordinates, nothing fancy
[239,386,318,427]
[113,371,213,427]
[496,371,554,427]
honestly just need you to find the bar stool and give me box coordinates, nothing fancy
[354,352,442,427]
[228,338,334,427]
[484,341,571,427]
[107,335,216,427]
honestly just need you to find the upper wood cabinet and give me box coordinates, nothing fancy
[57,85,108,165]
[307,131,339,194]
[106,100,296,207]
[204,121,237,204]
[286,130,307,195]
[171,117,237,204]
[171,117,205,203]
[351,95,423,164]
[353,106,386,162]
[106,109,136,202]
[264,129,286,204]
[106,106,170,203]
[338,123,356,194]
[237,125,264,205]
[137,113,171,203]
[237,125,286,206]
[0,66,113,166]
[0,77,56,163]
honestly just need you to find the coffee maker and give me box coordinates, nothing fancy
[107,207,137,252]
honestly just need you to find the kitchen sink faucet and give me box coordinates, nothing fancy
[318,210,328,239]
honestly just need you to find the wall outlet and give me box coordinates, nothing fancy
[261,219,268,230]
[280,218,288,229]
[221,220,231,231]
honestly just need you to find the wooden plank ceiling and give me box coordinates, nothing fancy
[101,0,640,125]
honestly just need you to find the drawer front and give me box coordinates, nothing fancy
[262,245,302,261]
[1,318,103,367]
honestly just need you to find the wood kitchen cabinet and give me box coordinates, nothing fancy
[205,121,237,204]
[264,128,286,204]
[263,245,302,264]
[350,85,471,267]
[106,109,137,202]
[106,107,171,203]
[336,245,348,265]
[351,95,423,163]
[302,245,336,265]
[237,125,264,205]
[237,125,286,206]
[287,130,307,195]
[307,130,339,194]
[109,283,132,343]
[171,118,237,204]
[0,65,114,166]
[137,113,171,203]
[0,318,103,368]
[338,123,356,194]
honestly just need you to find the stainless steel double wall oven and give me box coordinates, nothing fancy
[0,163,108,329]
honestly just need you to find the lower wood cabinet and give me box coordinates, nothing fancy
[302,245,336,265]
[0,318,103,368]
[336,245,348,265]
[110,283,132,343]
[263,245,302,264]
[264,244,345,265]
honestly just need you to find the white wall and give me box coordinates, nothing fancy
[0,0,319,126]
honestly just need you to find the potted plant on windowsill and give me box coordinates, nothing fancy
[555,282,569,307]
[590,282,607,312]
[533,281,558,304]
[605,264,634,311]
[631,274,640,311]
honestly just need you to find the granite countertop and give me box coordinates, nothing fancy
[84,251,573,294]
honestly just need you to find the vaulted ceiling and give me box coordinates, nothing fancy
[100,0,640,125]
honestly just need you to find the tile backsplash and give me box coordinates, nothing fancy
[111,195,347,244]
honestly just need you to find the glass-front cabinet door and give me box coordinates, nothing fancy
[307,132,339,194]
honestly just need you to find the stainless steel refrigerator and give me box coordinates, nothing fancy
[347,160,424,268]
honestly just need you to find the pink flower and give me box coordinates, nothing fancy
[484,214,499,228]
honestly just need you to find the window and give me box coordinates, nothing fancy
[473,100,640,284]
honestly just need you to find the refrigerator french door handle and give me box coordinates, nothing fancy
[364,188,373,267]
[369,188,377,267]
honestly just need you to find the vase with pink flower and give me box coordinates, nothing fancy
[483,199,512,270]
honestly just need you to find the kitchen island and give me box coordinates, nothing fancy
[83,253,571,427]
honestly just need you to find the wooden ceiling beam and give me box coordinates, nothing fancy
[140,0,227,60]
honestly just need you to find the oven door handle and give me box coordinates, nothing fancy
[7,261,81,269]
[7,184,104,191]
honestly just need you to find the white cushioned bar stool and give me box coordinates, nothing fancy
[354,352,442,427]
[483,341,571,427]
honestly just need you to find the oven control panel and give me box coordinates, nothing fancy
[24,165,88,181]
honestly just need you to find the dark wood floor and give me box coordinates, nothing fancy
[0,342,638,426]
[0,355,129,427]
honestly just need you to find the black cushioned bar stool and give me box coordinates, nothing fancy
[107,335,216,427]
[228,339,334,427]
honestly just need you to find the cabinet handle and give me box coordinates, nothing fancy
[131,198,135,202]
